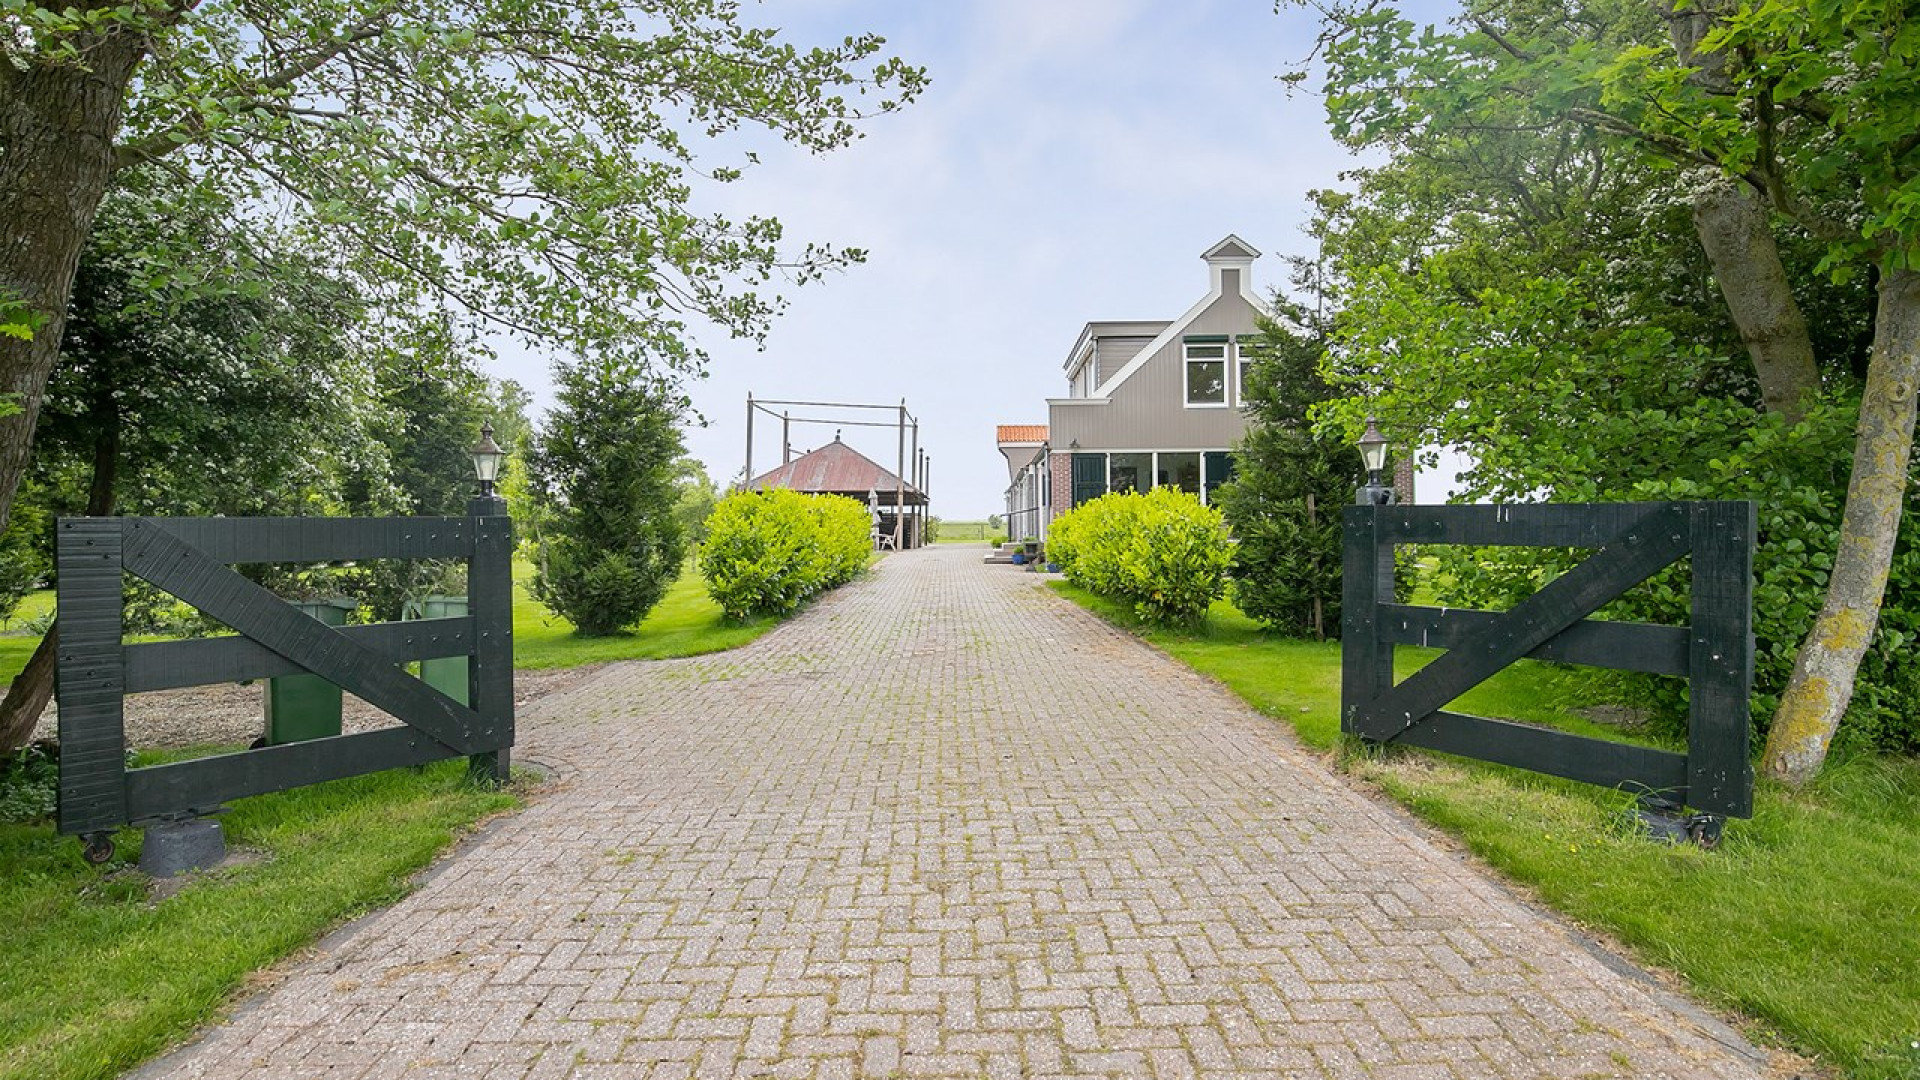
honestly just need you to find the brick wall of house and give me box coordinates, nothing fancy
[1048,451,1071,531]
[1394,457,1416,505]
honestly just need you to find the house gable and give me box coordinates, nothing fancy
[1091,249,1268,400]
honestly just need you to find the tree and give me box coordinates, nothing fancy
[364,318,502,517]
[529,357,686,636]
[1297,0,1920,782]
[0,174,387,753]
[1216,307,1364,638]
[672,456,721,550]
[0,0,926,546]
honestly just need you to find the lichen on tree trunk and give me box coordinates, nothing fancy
[1762,267,1920,784]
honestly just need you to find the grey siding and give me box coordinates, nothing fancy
[1095,337,1155,385]
[1049,290,1258,451]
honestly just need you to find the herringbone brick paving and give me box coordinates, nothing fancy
[140,546,1766,1079]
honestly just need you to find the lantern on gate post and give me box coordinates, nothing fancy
[470,422,505,498]
[1356,417,1396,506]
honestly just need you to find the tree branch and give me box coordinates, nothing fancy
[112,6,395,172]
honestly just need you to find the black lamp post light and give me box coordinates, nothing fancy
[470,421,505,498]
[1356,416,1397,506]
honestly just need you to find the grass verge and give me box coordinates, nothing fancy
[0,754,517,1080]
[1051,581,1920,1080]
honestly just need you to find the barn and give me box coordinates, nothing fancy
[745,434,930,549]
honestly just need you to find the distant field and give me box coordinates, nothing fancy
[934,520,1008,545]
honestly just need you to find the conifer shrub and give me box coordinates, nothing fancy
[698,489,871,619]
[1048,487,1232,624]
[528,356,686,636]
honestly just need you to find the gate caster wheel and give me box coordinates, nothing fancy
[81,833,115,865]
[1687,817,1723,851]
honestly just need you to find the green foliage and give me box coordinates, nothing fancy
[1290,0,1920,759]
[672,456,720,550]
[0,291,40,344]
[1217,311,1362,637]
[0,174,527,636]
[22,0,925,381]
[1425,393,1920,754]
[696,488,870,619]
[1302,0,1920,273]
[0,741,58,823]
[1048,488,1232,624]
[0,483,49,625]
[529,358,687,636]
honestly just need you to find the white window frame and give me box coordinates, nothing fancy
[1183,342,1229,408]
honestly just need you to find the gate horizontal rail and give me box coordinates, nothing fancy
[55,506,514,841]
[1341,500,1754,820]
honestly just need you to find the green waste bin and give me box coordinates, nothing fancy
[264,598,358,745]
[405,595,469,706]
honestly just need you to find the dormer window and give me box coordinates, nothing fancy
[1184,339,1228,406]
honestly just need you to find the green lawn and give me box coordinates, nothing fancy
[932,520,1007,545]
[0,755,516,1080]
[511,560,778,668]
[1052,582,1920,1080]
[0,589,52,685]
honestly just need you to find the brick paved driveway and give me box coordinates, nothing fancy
[142,546,1767,1080]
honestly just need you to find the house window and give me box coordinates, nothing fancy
[1158,452,1201,495]
[1185,343,1227,406]
[1235,335,1261,405]
[1204,451,1236,504]
[1110,452,1152,494]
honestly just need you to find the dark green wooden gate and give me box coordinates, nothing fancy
[1341,501,1755,837]
[55,504,514,860]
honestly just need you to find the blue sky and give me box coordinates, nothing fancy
[488,0,1447,516]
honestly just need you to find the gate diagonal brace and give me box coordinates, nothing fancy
[1354,504,1693,742]
[119,520,486,756]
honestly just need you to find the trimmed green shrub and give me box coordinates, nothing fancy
[698,488,871,619]
[1049,487,1232,624]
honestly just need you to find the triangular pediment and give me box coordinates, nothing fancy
[1202,234,1260,261]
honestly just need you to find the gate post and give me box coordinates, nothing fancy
[54,519,130,861]
[1686,501,1756,820]
[466,494,514,785]
[1340,505,1395,738]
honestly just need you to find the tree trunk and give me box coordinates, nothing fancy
[1762,268,1920,784]
[0,35,148,543]
[0,397,119,755]
[0,627,56,755]
[1690,178,1822,424]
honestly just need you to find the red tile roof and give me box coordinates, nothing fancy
[996,424,1048,444]
[746,437,926,504]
